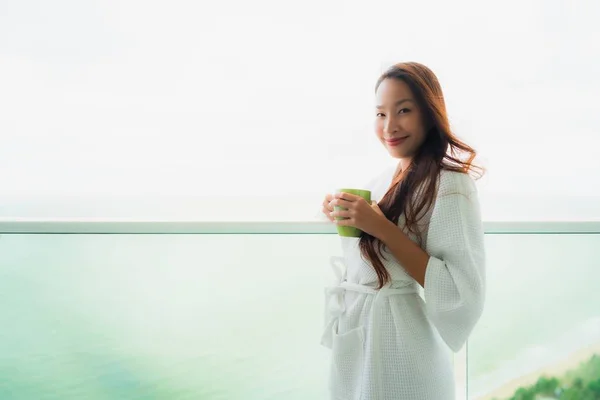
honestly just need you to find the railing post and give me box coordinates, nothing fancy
[455,342,468,400]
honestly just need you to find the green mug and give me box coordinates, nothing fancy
[334,188,372,237]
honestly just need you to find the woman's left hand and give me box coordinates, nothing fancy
[330,192,390,237]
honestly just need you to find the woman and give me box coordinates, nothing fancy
[320,62,486,400]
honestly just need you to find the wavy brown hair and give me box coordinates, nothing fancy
[359,62,484,289]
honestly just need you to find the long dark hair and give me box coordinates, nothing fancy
[359,62,484,289]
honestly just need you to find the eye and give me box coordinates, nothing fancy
[398,108,410,114]
[376,112,385,117]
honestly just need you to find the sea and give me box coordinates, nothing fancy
[0,195,599,399]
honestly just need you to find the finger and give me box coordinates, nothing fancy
[324,193,335,203]
[322,199,333,212]
[330,209,351,219]
[334,192,360,201]
[335,218,354,227]
[321,207,334,221]
[331,198,354,209]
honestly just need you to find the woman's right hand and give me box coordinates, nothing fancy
[322,194,335,222]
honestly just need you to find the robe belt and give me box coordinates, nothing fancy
[320,256,419,349]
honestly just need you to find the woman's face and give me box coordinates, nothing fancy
[374,78,429,161]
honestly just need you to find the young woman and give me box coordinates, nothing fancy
[320,62,486,400]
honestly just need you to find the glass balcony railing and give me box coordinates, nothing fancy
[468,232,600,400]
[0,220,598,400]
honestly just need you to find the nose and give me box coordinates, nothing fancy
[383,115,398,135]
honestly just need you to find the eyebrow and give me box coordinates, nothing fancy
[376,99,414,109]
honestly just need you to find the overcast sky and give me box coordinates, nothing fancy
[1,0,598,202]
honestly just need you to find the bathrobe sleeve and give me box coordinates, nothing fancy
[423,172,486,352]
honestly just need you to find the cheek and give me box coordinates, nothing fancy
[374,121,384,138]
[407,116,426,138]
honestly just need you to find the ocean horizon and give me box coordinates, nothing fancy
[2,193,600,221]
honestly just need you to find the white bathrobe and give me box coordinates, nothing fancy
[321,167,486,400]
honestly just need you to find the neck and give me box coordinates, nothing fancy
[399,157,412,172]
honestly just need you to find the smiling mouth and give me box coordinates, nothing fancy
[385,136,409,146]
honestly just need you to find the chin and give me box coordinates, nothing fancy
[388,151,407,159]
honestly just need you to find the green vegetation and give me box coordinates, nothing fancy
[497,354,600,400]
